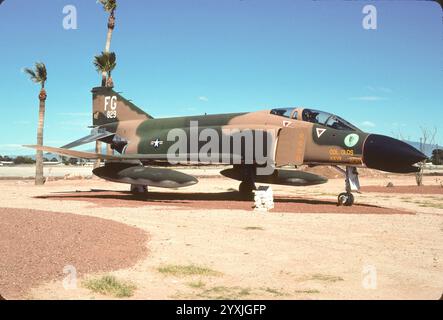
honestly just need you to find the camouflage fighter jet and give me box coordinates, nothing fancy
[26,87,427,206]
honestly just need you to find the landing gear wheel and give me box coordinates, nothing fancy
[130,184,147,194]
[239,181,256,198]
[338,192,354,206]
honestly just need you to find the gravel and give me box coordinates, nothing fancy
[0,208,148,299]
[361,185,443,194]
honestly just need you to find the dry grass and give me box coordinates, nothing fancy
[294,289,320,294]
[186,280,206,289]
[309,273,344,282]
[418,202,443,209]
[198,286,251,300]
[295,273,344,283]
[83,275,136,298]
[243,226,264,231]
[262,287,287,296]
[157,264,221,277]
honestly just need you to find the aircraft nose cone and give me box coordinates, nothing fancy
[363,134,427,173]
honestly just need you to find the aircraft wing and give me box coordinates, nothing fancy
[24,145,244,162]
[24,145,166,160]
[24,145,200,188]
[24,145,121,160]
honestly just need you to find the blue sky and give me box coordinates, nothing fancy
[0,0,442,155]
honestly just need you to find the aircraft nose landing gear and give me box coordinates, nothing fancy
[334,166,360,206]
[338,192,354,206]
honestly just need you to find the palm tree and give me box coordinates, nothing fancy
[93,52,116,167]
[97,0,117,161]
[98,0,117,82]
[93,51,116,88]
[24,62,47,185]
[99,0,117,51]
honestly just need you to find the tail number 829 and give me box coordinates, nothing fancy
[104,96,117,119]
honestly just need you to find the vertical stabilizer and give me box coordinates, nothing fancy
[92,87,153,127]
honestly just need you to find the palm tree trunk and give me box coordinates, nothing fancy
[94,141,102,170]
[95,20,114,169]
[102,13,114,88]
[35,90,46,185]
[104,13,115,157]
[105,20,113,52]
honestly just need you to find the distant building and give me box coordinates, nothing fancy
[43,161,62,166]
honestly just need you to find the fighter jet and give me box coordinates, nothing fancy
[26,87,427,206]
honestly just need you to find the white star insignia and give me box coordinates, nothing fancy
[150,139,163,148]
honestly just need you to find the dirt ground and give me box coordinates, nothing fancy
[0,208,148,299]
[0,170,442,300]
[361,185,443,195]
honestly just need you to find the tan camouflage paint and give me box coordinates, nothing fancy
[91,88,366,167]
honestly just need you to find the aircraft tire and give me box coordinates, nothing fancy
[338,192,354,206]
[130,184,148,194]
[239,181,256,197]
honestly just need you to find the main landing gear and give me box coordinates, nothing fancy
[237,165,257,198]
[130,184,148,194]
[239,181,256,196]
[334,166,360,206]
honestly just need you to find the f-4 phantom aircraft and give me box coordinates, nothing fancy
[27,87,427,206]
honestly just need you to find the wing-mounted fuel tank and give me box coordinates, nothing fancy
[220,166,327,186]
[93,161,198,188]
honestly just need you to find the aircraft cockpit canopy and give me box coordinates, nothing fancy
[269,107,360,131]
[270,107,298,119]
[301,109,360,131]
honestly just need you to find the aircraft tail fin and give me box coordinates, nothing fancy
[92,87,153,127]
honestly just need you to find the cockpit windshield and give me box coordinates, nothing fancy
[270,107,360,131]
[270,108,295,118]
[302,109,360,131]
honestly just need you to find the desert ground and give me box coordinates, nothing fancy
[0,165,442,300]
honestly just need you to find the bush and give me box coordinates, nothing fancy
[431,149,443,165]
[13,156,35,164]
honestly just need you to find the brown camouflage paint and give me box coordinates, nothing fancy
[91,87,367,167]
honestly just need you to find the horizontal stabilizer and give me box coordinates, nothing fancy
[61,131,115,149]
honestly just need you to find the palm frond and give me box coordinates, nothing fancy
[99,0,117,13]
[35,62,47,83]
[24,68,37,82]
[93,53,107,72]
[24,62,47,85]
[93,51,117,73]
[108,52,116,69]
